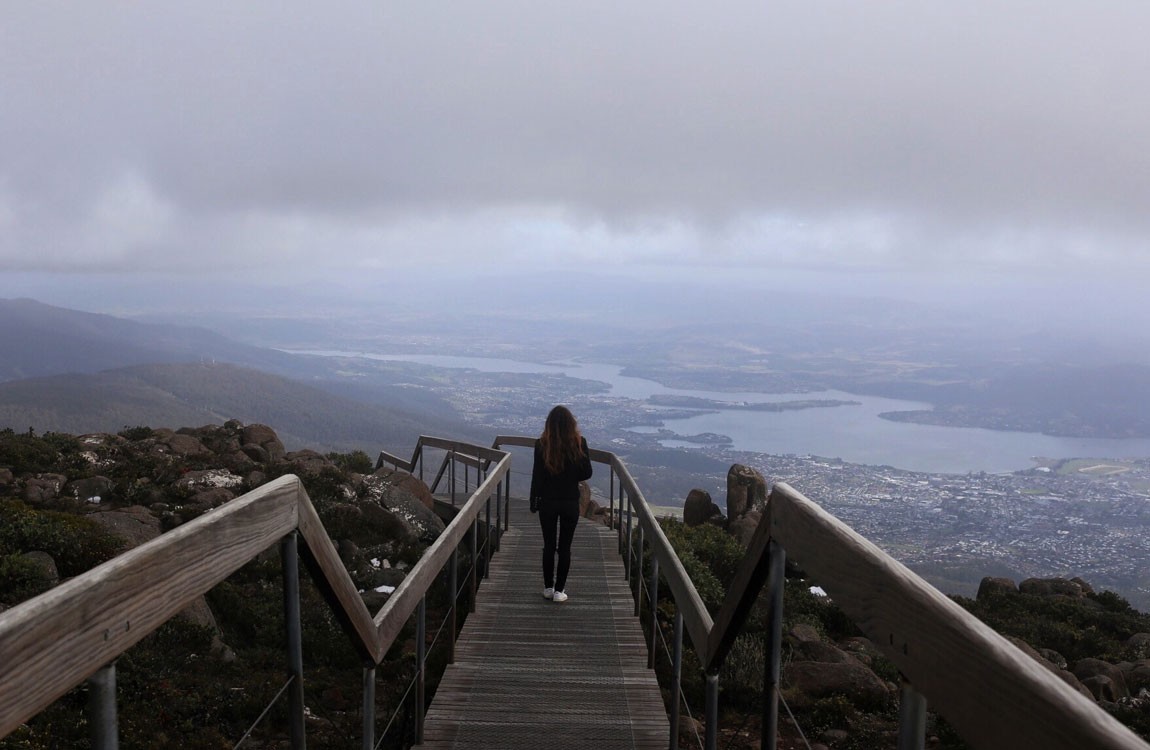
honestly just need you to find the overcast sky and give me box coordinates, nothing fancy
[2,1,1148,286]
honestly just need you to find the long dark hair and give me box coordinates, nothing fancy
[539,405,585,474]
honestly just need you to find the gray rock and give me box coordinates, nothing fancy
[23,473,68,505]
[789,624,823,643]
[286,449,332,476]
[242,424,285,462]
[976,576,1018,599]
[0,467,14,487]
[1122,660,1150,694]
[728,510,762,547]
[91,506,161,547]
[683,489,721,527]
[176,469,244,493]
[371,467,434,509]
[1073,658,1129,700]
[159,433,210,457]
[1020,577,1086,598]
[190,488,235,508]
[726,464,767,521]
[1126,633,1150,659]
[20,551,59,586]
[784,659,890,709]
[362,473,444,542]
[66,476,114,504]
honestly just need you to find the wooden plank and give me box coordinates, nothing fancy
[768,482,1149,750]
[413,502,669,749]
[0,474,301,737]
[297,488,382,662]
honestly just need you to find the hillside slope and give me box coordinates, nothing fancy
[0,362,479,453]
[0,297,300,381]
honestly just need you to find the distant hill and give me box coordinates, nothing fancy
[0,362,480,454]
[0,298,300,382]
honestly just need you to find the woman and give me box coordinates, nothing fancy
[529,405,593,602]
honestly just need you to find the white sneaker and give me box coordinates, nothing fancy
[542,587,554,599]
[551,590,568,603]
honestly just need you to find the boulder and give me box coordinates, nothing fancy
[23,473,68,505]
[286,449,332,476]
[789,624,823,644]
[371,467,435,510]
[1073,658,1129,700]
[784,659,890,709]
[1121,660,1150,694]
[976,576,1018,600]
[1007,637,1092,699]
[175,469,244,493]
[728,510,762,547]
[19,551,59,586]
[683,489,721,527]
[242,424,286,462]
[92,506,161,548]
[1126,633,1150,659]
[65,476,114,504]
[0,467,15,487]
[1020,577,1087,598]
[726,464,767,521]
[190,488,235,509]
[159,432,210,457]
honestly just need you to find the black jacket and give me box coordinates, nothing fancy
[529,437,593,513]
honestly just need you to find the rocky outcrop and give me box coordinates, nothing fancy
[726,464,767,522]
[977,576,1019,599]
[683,489,722,527]
[1073,658,1130,701]
[242,423,286,462]
[23,473,67,506]
[1020,577,1090,598]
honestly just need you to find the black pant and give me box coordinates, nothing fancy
[539,505,579,591]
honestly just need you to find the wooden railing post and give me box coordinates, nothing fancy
[87,663,118,750]
[281,531,306,750]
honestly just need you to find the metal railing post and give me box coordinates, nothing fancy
[624,491,634,579]
[281,531,306,750]
[362,665,375,750]
[634,526,645,616]
[705,670,719,750]
[503,473,510,532]
[469,517,478,612]
[449,549,459,663]
[617,487,625,554]
[609,468,615,531]
[670,610,683,749]
[763,539,786,750]
[648,557,660,669]
[494,480,502,552]
[415,595,426,745]
[898,681,928,750]
[484,495,492,579]
[88,663,119,750]
[449,449,456,506]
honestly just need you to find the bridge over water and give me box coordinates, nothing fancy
[1,435,1147,750]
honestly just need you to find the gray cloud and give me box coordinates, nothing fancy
[1,1,1148,275]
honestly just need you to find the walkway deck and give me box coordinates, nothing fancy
[413,503,670,749]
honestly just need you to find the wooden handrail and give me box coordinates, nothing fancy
[767,481,1148,750]
[0,441,511,740]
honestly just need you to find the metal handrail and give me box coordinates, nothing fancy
[0,439,510,749]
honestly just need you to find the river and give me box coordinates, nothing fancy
[296,351,1150,475]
